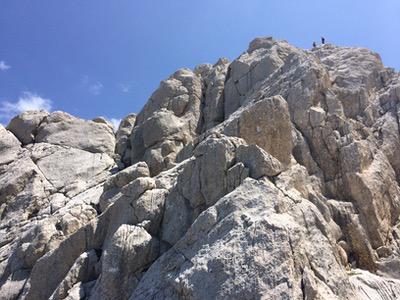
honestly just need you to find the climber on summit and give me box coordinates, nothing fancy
[312,41,317,48]
[321,36,325,44]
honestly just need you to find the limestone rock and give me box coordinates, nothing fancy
[7,110,49,145]
[92,116,114,131]
[130,109,190,175]
[202,58,230,130]
[89,225,158,300]
[115,113,136,167]
[350,269,400,300]
[226,162,249,193]
[121,177,156,200]
[49,250,99,300]
[104,161,150,191]
[131,188,167,235]
[35,111,116,155]
[132,179,356,299]
[0,125,21,166]
[223,95,293,166]
[31,143,114,197]
[236,144,283,179]
[160,135,243,246]
[2,36,400,300]
[223,37,286,117]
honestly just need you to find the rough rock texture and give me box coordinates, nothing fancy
[35,111,116,155]
[0,111,116,300]
[1,37,400,299]
[115,113,136,168]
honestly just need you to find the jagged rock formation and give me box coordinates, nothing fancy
[1,37,400,299]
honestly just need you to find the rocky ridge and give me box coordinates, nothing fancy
[1,37,400,299]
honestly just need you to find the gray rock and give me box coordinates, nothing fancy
[49,250,99,300]
[115,113,136,167]
[90,225,158,300]
[7,110,49,144]
[2,37,400,300]
[223,95,293,166]
[32,143,114,197]
[236,144,283,178]
[0,125,21,166]
[35,111,116,155]
[132,179,356,299]
[350,269,400,300]
[104,161,150,191]
[309,106,326,128]
[226,162,249,193]
[202,58,230,130]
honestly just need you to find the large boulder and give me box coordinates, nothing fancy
[132,179,357,299]
[115,113,136,167]
[90,225,158,300]
[35,111,116,155]
[223,95,293,166]
[7,110,49,145]
[0,125,21,166]
[30,143,114,197]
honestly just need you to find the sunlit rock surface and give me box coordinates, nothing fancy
[1,37,400,299]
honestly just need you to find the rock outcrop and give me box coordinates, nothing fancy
[1,37,400,299]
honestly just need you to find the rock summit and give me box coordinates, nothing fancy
[1,37,400,299]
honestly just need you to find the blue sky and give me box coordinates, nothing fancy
[0,0,399,127]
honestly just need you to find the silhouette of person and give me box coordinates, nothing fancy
[321,37,325,44]
[313,42,317,48]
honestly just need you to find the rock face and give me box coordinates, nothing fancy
[1,37,400,299]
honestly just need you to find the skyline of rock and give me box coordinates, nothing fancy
[1,37,400,299]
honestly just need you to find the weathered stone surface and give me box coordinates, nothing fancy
[350,269,400,300]
[1,37,400,300]
[49,250,99,300]
[35,111,116,155]
[202,58,230,130]
[92,116,114,130]
[223,95,293,166]
[132,179,356,299]
[31,143,114,197]
[226,162,249,193]
[236,144,283,178]
[7,110,49,145]
[130,109,190,176]
[224,37,286,117]
[89,225,158,300]
[115,113,136,167]
[131,188,167,235]
[0,126,21,166]
[104,161,150,191]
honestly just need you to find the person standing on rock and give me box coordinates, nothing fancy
[312,41,317,48]
[321,37,325,44]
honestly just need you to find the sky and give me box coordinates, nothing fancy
[0,0,399,127]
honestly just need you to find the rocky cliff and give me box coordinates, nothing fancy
[1,37,400,299]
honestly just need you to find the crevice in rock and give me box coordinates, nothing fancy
[300,270,306,300]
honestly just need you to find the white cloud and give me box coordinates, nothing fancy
[89,82,103,95]
[0,61,11,71]
[0,92,52,120]
[119,83,131,93]
[109,118,121,131]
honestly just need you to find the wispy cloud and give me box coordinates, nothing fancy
[89,82,103,95]
[109,118,121,131]
[0,61,11,71]
[118,83,131,93]
[81,75,103,96]
[0,92,52,121]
